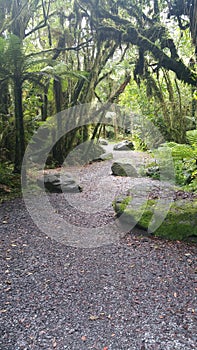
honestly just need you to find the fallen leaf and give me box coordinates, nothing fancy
[174,292,177,298]
[154,245,159,249]
[64,263,71,269]
[89,315,99,320]
[187,259,192,264]
[39,330,46,335]
[5,280,12,285]
[81,335,87,341]
[52,338,57,348]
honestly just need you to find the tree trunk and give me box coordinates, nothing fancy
[52,77,64,165]
[13,79,25,173]
[0,81,10,116]
[163,70,186,143]
[41,84,49,121]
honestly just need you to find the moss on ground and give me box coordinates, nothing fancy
[114,196,197,241]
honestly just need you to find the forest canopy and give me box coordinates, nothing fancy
[0,0,196,174]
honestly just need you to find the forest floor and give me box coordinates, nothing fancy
[0,146,197,349]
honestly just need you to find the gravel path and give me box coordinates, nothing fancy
[0,148,197,349]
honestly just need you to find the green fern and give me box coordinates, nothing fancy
[186,130,197,146]
[160,141,178,148]
[171,144,195,160]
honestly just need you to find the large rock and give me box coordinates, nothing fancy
[37,173,82,193]
[113,140,134,151]
[111,161,138,177]
[65,141,105,165]
[113,195,197,241]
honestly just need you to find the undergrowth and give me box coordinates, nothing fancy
[0,162,21,202]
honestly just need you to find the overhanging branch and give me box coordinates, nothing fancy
[25,37,93,59]
[97,25,197,87]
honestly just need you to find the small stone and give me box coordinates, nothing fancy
[99,138,108,145]
[113,140,134,151]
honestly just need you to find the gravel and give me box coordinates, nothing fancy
[0,150,197,350]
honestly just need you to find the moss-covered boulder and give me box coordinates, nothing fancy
[113,196,197,241]
[111,162,138,177]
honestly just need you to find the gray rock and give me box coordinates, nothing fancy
[37,173,82,193]
[111,162,138,177]
[93,152,113,162]
[113,140,134,151]
[65,141,105,165]
[98,138,108,145]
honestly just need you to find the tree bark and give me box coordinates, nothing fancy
[13,79,25,173]
[52,77,64,165]
[96,8,197,86]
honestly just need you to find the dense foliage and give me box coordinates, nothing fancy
[0,0,196,196]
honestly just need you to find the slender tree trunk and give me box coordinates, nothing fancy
[53,77,64,165]
[191,86,197,126]
[13,79,25,173]
[40,84,49,121]
[0,81,10,116]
